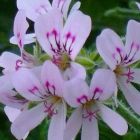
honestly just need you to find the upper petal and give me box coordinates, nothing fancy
[64,78,89,107]
[62,10,91,60]
[13,10,29,48]
[11,103,46,139]
[52,0,72,19]
[69,1,81,15]
[35,9,63,57]
[48,102,66,140]
[64,107,82,140]
[96,29,125,70]
[17,0,51,21]
[124,20,140,65]
[41,60,64,97]
[98,104,128,135]
[89,69,116,101]
[12,68,45,101]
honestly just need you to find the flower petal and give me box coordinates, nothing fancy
[81,112,99,140]
[63,62,86,81]
[118,78,140,115]
[69,1,81,15]
[48,102,66,140]
[125,20,140,65]
[35,9,63,57]
[64,107,82,140]
[96,29,125,70]
[14,10,29,48]
[4,106,21,122]
[89,69,116,101]
[12,68,45,101]
[62,10,91,60]
[10,33,36,45]
[0,88,27,109]
[0,52,22,72]
[17,0,51,21]
[64,78,89,107]
[52,0,72,19]
[11,103,46,140]
[98,104,128,135]
[41,61,64,97]
[131,68,140,84]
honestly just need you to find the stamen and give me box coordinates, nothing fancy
[77,95,88,104]
[121,67,134,83]
[44,101,58,117]
[82,109,100,122]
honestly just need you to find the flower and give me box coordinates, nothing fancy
[35,9,91,80]
[63,69,128,140]
[96,20,140,115]
[17,0,81,21]
[11,61,67,140]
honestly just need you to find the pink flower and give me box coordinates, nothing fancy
[10,10,36,49]
[17,0,81,21]
[96,20,140,115]
[35,9,91,80]
[64,69,128,140]
[11,61,67,140]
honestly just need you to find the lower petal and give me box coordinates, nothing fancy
[98,104,128,135]
[64,107,82,140]
[11,103,46,140]
[48,102,66,140]
[81,113,99,140]
[119,79,140,115]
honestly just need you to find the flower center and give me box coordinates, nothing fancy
[82,101,99,122]
[114,66,134,83]
[52,53,71,70]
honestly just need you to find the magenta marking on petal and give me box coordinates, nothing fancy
[123,42,140,64]
[92,87,103,100]
[82,109,100,122]
[15,59,23,71]
[16,32,23,48]
[45,81,56,95]
[63,32,76,55]
[121,67,134,83]
[77,95,88,104]
[46,29,62,55]
[44,101,58,117]
[28,86,39,94]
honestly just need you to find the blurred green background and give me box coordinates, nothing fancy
[0,0,140,139]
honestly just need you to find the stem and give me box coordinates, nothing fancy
[105,7,140,19]
[117,101,140,132]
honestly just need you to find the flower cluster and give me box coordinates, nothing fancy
[1,0,140,140]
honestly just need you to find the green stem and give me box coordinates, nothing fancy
[105,7,140,19]
[117,101,140,132]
